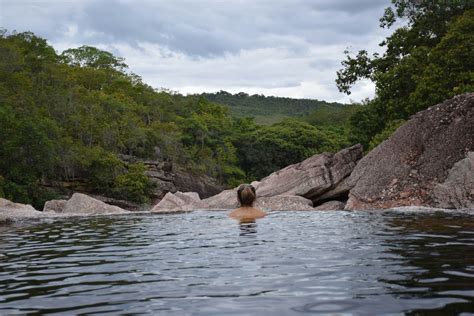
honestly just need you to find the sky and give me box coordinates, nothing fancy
[0,0,397,103]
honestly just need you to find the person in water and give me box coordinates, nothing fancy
[229,184,267,222]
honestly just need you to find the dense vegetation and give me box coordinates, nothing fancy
[337,1,474,149]
[202,91,347,124]
[0,31,349,208]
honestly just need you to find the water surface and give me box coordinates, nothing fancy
[1,209,473,315]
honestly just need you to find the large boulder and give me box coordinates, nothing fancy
[0,198,42,223]
[256,144,363,202]
[63,193,130,215]
[194,189,239,210]
[151,191,200,212]
[432,152,474,209]
[43,199,67,213]
[346,93,474,210]
[255,195,314,211]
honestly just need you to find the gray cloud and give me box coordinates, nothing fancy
[0,0,394,102]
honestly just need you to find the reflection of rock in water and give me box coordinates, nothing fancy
[239,222,257,236]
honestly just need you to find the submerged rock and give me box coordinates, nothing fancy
[256,144,363,202]
[63,193,129,215]
[346,93,474,210]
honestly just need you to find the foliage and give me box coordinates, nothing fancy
[113,163,154,203]
[201,90,346,125]
[0,30,357,207]
[234,119,348,180]
[336,1,474,149]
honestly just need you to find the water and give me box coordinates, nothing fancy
[0,210,473,315]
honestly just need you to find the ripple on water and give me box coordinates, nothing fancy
[0,210,473,315]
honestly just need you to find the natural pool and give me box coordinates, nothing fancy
[0,209,473,315]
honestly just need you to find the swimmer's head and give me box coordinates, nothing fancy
[237,184,256,207]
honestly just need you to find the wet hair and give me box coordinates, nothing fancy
[237,184,256,207]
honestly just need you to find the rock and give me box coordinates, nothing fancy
[63,193,130,215]
[43,199,67,213]
[313,201,346,211]
[91,195,142,212]
[256,144,363,202]
[151,191,200,212]
[173,170,223,199]
[433,152,474,209]
[346,93,474,210]
[0,198,42,223]
[255,195,314,211]
[195,189,239,210]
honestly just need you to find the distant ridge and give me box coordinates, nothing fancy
[201,90,347,124]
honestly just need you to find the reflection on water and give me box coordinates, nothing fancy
[239,222,258,236]
[0,210,473,315]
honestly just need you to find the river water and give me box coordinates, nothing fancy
[0,209,473,315]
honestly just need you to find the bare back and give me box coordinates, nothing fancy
[229,207,267,223]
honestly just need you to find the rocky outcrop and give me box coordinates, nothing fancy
[43,199,67,213]
[62,193,129,215]
[151,191,200,212]
[313,201,346,211]
[433,152,474,209]
[256,144,363,202]
[0,198,43,223]
[195,189,238,210]
[346,93,474,210]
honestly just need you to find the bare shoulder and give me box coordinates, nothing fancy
[229,207,267,220]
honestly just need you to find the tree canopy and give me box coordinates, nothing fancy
[336,1,474,149]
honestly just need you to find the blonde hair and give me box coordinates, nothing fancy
[237,184,256,207]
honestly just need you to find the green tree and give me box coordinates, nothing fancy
[336,1,474,148]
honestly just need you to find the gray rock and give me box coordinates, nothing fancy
[433,152,474,209]
[255,195,314,211]
[63,193,129,215]
[151,191,200,212]
[0,198,42,223]
[194,189,239,210]
[346,93,474,210]
[43,199,67,213]
[256,144,363,202]
[313,201,346,211]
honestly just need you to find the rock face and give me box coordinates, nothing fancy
[433,152,474,209]
[119,155,223,200]
[256,144,363,202]
[62,193,130,215]
[0,198,42,223]
[346,93,474,210]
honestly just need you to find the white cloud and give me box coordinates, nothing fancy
[1,0,396,102]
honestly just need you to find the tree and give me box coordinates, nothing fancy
[336,1,474,148]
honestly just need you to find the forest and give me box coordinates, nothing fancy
[201,91,349,124]
[0,1,472,208]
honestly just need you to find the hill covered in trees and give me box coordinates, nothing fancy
[201,91,349,124]
[0,30,350,208]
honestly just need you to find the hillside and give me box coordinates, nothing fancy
[201,91,348,124]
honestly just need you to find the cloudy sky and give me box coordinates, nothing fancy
[0,0,397,102]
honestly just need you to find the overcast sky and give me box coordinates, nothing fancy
[0,0,397,103]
